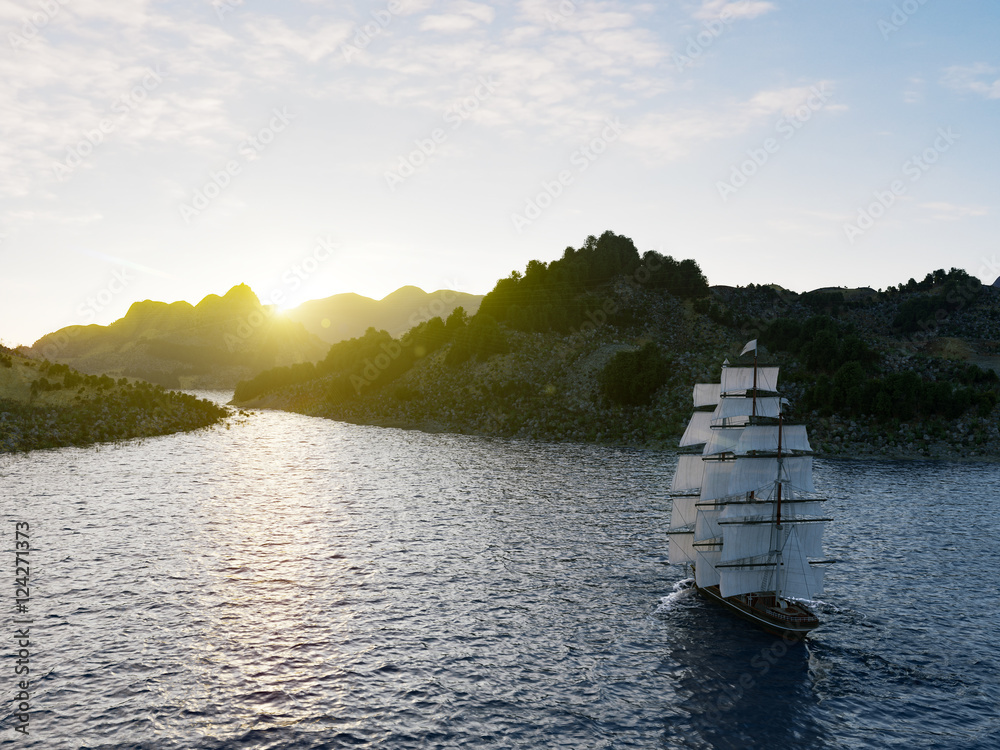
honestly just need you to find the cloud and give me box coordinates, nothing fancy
[244,17,354,63]
[421,1,496,33]
[919,202,991,221]
[421,14,482,32]
[693,0,777,22]
[903,77,924,104]
[326,1,669,139]
[623,82,838,161]
[942,63,1000,99]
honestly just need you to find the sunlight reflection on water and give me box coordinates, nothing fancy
[1,403,998,749]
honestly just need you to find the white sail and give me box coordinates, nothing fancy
[718,523,774,563]
[679,411,713,447]
[720,567,775,598]
[694,505,722,542]
[785,521,826,559]
[720,500,826,521]
[783,563,825,601]
[695,548,721,587]
[693,383,721,407]
[727,457,815,496]
[700,461,735,501]
[721,366,779,394]
[670,455,705,494]
[669,495,699,530]
[668,529,696,564]
[779,528,826,600]
[716,521,825,573]
[717,520,826,561]
[703,426,744,456]
[712,396,783,422]
[717,521,824,599]
[735,425,812,455]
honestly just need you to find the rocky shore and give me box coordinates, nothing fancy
[0,349,229,453]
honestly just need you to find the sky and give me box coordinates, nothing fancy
[1,0,999,347]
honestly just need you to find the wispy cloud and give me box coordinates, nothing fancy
[244,17,354,63]
[919,202,991,221]
[942,63,1000,99]
[623,82,841,161]
[325,2,669,137]
[693,0,777,22]
[903,76,924,104]
[421,1,496,32]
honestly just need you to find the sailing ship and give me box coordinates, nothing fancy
[667,339,832,638]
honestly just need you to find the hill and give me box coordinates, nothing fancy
[29,284,329,389]
[284,286,482,344]
[232,231,1000,461]
[0,345,228,452]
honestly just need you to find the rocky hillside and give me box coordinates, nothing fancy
[0,346,229,452]
[29,285,328,389]
[234,270,1000,461]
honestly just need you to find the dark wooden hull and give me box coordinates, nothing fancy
[697,584,819,639]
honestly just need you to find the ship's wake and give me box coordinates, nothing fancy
[656,577,696,612]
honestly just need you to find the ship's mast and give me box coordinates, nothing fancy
[749,344,757,501]
[775,409,785,606]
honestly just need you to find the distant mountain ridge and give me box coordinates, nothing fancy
[285,286,482,344]
[30,284,328,389]
[27,284,483,389]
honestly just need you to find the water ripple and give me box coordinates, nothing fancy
[1,404,998,748]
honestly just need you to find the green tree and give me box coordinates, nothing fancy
[598,343,671,406]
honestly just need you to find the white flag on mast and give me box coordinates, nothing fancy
[740,339,757,356]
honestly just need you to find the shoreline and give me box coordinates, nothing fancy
[239,402,1000,463]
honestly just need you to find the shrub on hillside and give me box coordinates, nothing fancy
[598,343,671,406]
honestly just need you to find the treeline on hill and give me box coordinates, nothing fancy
[886,268,982,334]
[704,267,987,335]
[234,230,711,404]
[477,230,709,332]
[761,316,999,421]
[233,307,508,402]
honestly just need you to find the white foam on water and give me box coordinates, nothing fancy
[656,578,696,613]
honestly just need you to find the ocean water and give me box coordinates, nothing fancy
[1,398,998,749]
